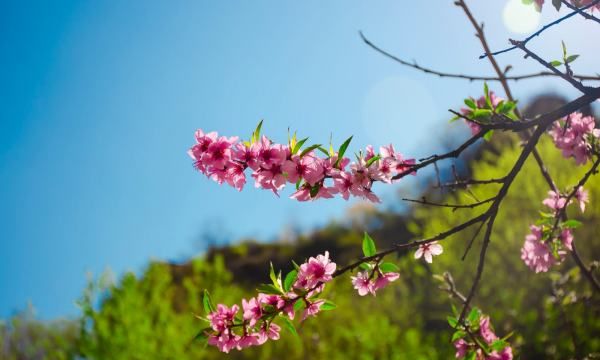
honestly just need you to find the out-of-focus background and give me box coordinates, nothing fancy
[1,0,599,359]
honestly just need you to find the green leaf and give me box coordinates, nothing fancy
[293,300,305,311]
[550,60,563,67]
[464,98,476,109]
[471,108,493,119]
[491,339,508,352]
[316,145,330,157]
[320,300,337,311]
[280,317,298,337]
[452,330,466,342]
[467,307,480,325]
[359,263,372,271]
[283,270,298,292]
[566,54,579,64]
[251,119,264,144]
[562,40,567,58]
[447,315,458,328]
[335,136,353,167]
[203,290,215,314]
[365,155,381,168]
[257,284,284,295]
[379,262,400,273]
[309,184,320,198]
[562,219,582,229]
[466,351,477,360]
[300,144,323,157]
[483,130,494,141]
[269,262,278,287]
[449,114,461,123]
[483,82,492,109]
[291,260,300,270]
[292,137,309,155]
[362,232,377,257]
[295,178,302,190]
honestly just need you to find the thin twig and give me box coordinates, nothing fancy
[358,31,600,82]
[561,0,600,24]
[510,39,591,94]
[401,196,496,210]
[483,0,600,58]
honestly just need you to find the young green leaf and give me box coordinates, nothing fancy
[565,54,579,64]
[269,262,278,287]
[300,144,322,157]
[379,262,400,273]
[257,284,284,295]
[365,155,381,168]
[452,330,466,342]
[335,136,353,167]
[362,232,377,257]
[464,98,476,109]
[562,219,582,229]
[447,315,458,328]
[467,307,480,325]
[280,317,299,337]
[320,300,337,311]
[283,270,298,292]
[193,327,212,342]
[483,130,494,141]
[550,60,562,67]
[292,137,309,155]
[252,119,264,144]
[203,290,215,314]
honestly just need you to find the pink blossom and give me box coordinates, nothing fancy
[282,154,324,185]
[488,347,513,360]
[258,294,285,309]
[255,136,287,169]
[236,333,260,349]
[257,322,281,344]
[460,92,503,135]
[252,165,286,195]
[322,154,350,176]
[295,251,336,289]
[332,171,355,200]
[454,339,468,359]
[575,187,589,213]
[225,162,246,191]
[560,228,573,251]
[414,242,443,263]
[207,304,239,332]
[290,186,312,201]
[373,272,400,291]
[208,332,240,353]
[242,297,262,327]
[351,271,375,296]
[302,299,325,320]
[203,136,238,169]
[521,225,563,273]
[479,316,498,344]
[542,190,567,212]
[549,112,599,165]
[232,143,259,170]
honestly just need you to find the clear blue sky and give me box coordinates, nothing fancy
[1,0,598,319]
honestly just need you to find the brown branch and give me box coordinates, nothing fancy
[401,196,496,210]
[434,177,506,189]
[509,39,591,94]
[561,0,600,24]
[358,31,600,82]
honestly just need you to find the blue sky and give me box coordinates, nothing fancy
[1,1,598,319]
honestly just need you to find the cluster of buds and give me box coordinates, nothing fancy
[188,121,415,202]
[451,309,513,360]
[199,252,337,353]
[548,112,600,165]
[521,187,589,273]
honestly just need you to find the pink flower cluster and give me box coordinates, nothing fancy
[460,92,503,135]
[204,252,336,353]
[351,270,399,296]
[548,112,600,165]
[521,187,588,273]
[533,0,600,11]
[454,316,513,360]
[188,128,415,202]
